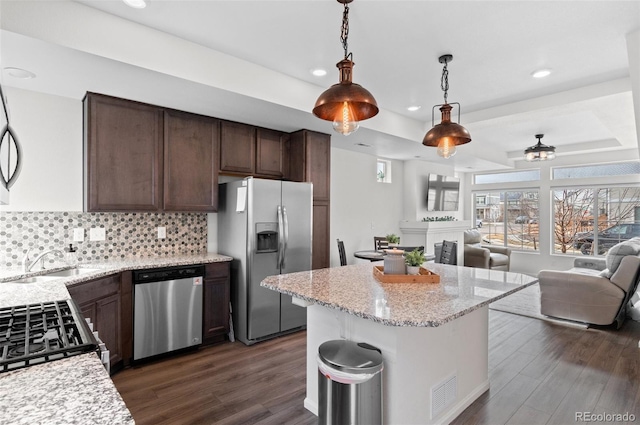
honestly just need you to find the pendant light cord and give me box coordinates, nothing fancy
[341,3,352,60]
[441,60,449,104]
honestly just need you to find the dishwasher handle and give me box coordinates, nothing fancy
[133,265,205,284]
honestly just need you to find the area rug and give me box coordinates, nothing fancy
[489,283,589,329]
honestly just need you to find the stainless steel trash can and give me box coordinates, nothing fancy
[318,340,384,425]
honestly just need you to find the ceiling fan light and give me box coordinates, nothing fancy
[524,134,556,161]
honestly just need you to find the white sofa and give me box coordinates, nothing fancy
[538,237,640,327]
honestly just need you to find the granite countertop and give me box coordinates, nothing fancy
[0,252,233,425]
[0,353,134,425]
[261,263,538,327]
[0,253,232,308]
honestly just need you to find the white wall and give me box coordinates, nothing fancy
[0,87,83,211]
[329,148,405,267]
[402,160,462,222]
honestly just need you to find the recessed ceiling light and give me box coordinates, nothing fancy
[311,69,327,77]
[4,67,36,79]
[407,106,421,112]
[531,69,551,79]
[122,0,146,9]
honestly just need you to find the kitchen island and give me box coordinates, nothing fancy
[261,263,538,424]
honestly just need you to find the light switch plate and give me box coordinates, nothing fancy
[157,226,166,239]
[89,228,106,241]
[73,228,85,242]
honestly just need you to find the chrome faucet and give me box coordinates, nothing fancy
[22,248,66,272]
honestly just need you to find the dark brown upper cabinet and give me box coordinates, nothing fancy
[287,130,331,202]
[84,93,220,212]
[219,121,256,175]
[164,110,220,211]
[256,128,285,178]
[219,121,286,179]
[84,93,164,212]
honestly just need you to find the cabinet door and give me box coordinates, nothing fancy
[313,201,330,269]
[84,93,164,211]
[256,128,285,178]
[220,121,256,174]
[96,292,123,367]
[67,274,123,372]
[306,131,331,202]
[203,278,230,344]
[164,110,220,211]
[286,130,331,201]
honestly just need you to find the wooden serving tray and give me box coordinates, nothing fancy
[373,265,440,283]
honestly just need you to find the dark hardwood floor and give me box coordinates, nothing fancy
[113,311,640,425]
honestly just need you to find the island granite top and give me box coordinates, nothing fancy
[261,263,538,327]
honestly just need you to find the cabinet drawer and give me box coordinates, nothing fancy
[67,274,120,305]
[205,262,230,279]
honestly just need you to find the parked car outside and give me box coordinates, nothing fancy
[476,218,483,228]
[515,215,529,224]
[574,223,640,255]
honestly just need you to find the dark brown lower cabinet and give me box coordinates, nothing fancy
[203,262,231,345]
[67,273,132,373]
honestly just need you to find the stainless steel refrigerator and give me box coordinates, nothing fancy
[218,177,312,345]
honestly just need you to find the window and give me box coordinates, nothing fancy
[474,170,540,184]
[377,159,391,183]
[473,190,539,251]
[554,187,640,256]
[553,161,640,180]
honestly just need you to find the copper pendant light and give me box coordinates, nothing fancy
[313,0,379,136]
[524,134,556,161]
[423,54,471,159]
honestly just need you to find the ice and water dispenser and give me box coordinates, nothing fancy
[256,223,278,253]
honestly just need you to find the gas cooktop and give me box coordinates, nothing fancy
[0,300,98,373]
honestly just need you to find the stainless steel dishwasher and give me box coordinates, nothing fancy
[133,265,204,361]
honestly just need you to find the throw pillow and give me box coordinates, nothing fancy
[603,237,640,278]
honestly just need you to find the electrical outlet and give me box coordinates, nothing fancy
[89,228,106,241]
[157,226,166,239]
[73,228,85,242]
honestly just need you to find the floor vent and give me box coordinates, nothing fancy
[431,374,457,419]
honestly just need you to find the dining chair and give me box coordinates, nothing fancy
[337,239,347,266]
[436,240,457,265]
[374,236,388,251]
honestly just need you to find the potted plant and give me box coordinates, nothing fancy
[386,233,400,247]
[404,248,426,275]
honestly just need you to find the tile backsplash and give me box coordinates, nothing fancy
[0,212,208,268]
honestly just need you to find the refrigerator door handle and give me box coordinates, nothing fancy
[277,205,284,268]
[282,206,289,269]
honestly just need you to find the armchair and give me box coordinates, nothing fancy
[538,237,640,327]
[463,229,511,271]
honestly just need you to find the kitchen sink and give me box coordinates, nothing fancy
[4,275,60,284]
[44,267,102,277]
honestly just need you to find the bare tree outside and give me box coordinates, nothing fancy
[554,187,640,255]
[553,189,594,254]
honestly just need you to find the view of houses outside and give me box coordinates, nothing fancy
[474,187,640,256]
[474,191,539,251]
